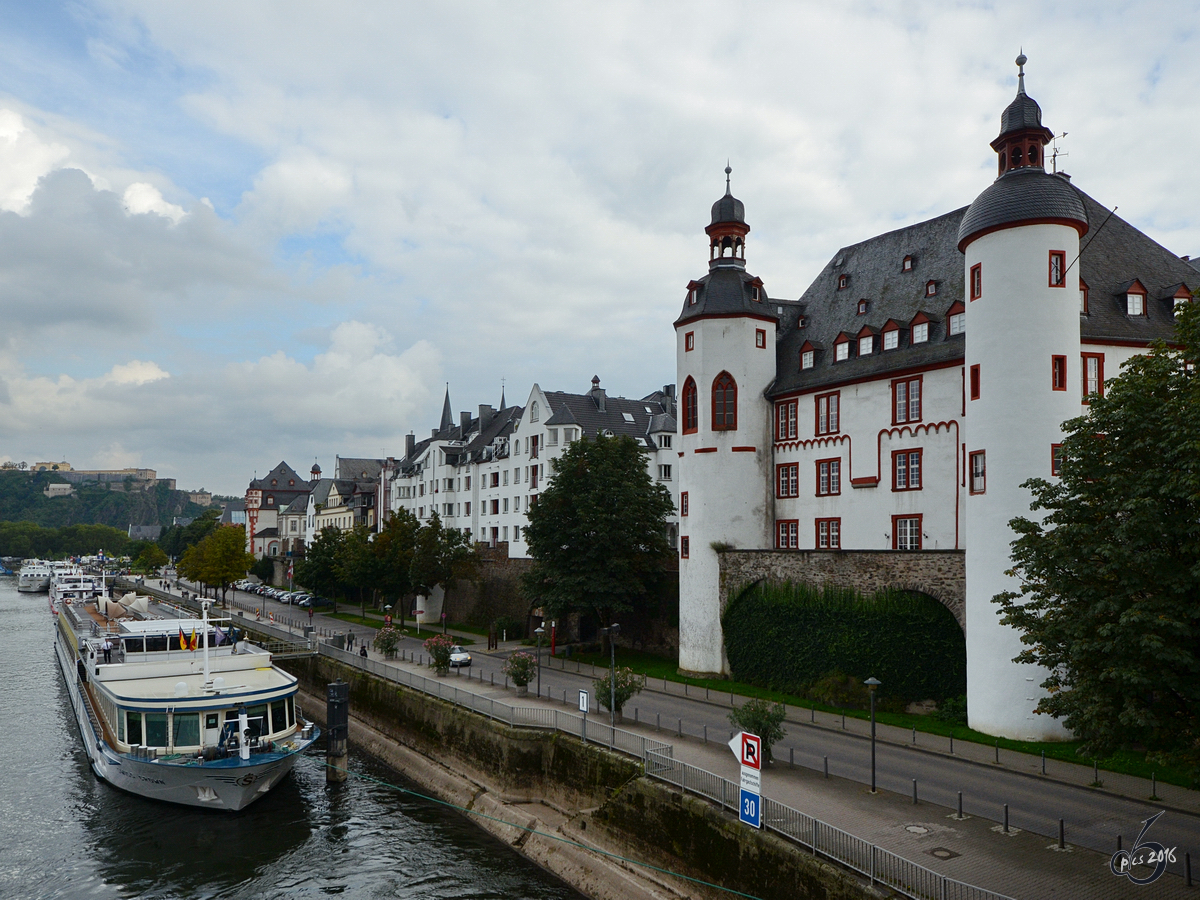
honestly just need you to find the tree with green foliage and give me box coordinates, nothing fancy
[178,525,254,602]
[409,512,476,615]
[158,508,220,560]
[373,509,420,624]
[996,298,1200,779]
[338,525,385,618]
[522,433,675,627]
[295,526,347,612]
[728,699,787,763]
[132,543,169,575]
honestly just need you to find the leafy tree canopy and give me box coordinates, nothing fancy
[295,526,347,610]
[409,511,476,598]
[522,433,675,625]
[178,525,254,600]
[997,298,1200,778]
[374,508,420,605]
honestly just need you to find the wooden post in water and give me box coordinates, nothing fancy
[326,680,349,783]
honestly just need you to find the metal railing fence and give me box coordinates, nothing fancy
[318,643,1013,900]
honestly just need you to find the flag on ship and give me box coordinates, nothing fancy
[189,627,198,650]
[179,627,187,650]
[214,625,227,646]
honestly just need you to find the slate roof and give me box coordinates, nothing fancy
[711,189,745,225]
[998,90,1045,136]
[281,496,307,515]
[675,263,779,328]
[771,208,967,398]
[310,478,357,508]
[958,168,1088,250]
[768,183,1194,399]
[128,524,162,541]
[249,460,310,491]
[1074,190,1197,344]
[334,456,383,481]
[539,381,676,450]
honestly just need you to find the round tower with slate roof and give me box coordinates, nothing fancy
[957,55,1087,740]
[675,167,778,676]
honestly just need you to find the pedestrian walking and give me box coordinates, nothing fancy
[347,630,355,650]
[359,644,368,658]
[102,638,113,664]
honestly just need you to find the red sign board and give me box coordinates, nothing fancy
[740,732,762,770]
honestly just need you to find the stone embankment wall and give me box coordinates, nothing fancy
[283,655,871,900]
[718,549,966,629]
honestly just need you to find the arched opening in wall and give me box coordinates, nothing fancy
[721,581,965,714]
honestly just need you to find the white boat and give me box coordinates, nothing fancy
[50,568,100,605]
[18,560,51,592]
[55,593,319,811]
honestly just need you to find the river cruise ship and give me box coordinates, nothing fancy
[55,593,319,811]
[18,560,51,592]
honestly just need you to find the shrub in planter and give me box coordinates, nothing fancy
[593,666,645,718]
[502,651,537,691]
[728,698,787,763]
[424,633,455,675]
[374,624,402,657]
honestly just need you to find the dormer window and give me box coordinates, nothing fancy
[858,335,873,356]
[910,312,930,344]
[1080,280,1089,314]
[857,299,869,315]
[801,350,814,370]
[902,255,913,272]
[837,274,849,290]
[797,316,806,329]
[925,280,937,297]
[947,301,966,335]
[834,338,850,362]
[750,286,761,301]
[1127,292,1146,316]
[882,322,900,351]
[1173,286,1194,315]
[687,289,696,305]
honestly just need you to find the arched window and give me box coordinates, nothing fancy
[530,401,539,422]
[712,372,737,431]
[682,377,698,434]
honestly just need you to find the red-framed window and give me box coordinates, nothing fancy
[1049,251,1066,287]
[776,463,799,498]
[969,364,980,401]
[926,280,938,297]
[491,499,500,515]
[680,536,689,558]
[776,400,798,440]
[892,515,922,550]
[712,371,737,430]
[1052,355,1067,391]
[837,274,848,290]
[1082,353,1104,403]
[776,520,799,549]
[682,377,698,433]
[680,491,688,516]
[892,449,922,491]
[815,391,840,435]
[816,518,841,549]
[892,376,922,424]
[970,263,982,301]
[902,255,913,272]
[1080,280,1089,314]
[685,331,694,351]
[1051,444,1064,477]
[755,328,766,349]
[816,458,841,496]
[857,299,869,315]
[969,450,986,494]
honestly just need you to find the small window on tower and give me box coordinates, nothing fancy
[750,285,761,301]
[970,264,982,301]
[1080,280,1090,314]
[685,331,694,351]
[1049,251,1066,288]
[755,329,766,349]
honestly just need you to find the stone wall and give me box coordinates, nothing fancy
[718,549,966,629]
[282,655,873,900]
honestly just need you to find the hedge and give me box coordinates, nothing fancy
[722,581,966,703]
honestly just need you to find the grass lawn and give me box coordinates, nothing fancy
[323,610,477,644]
[555,647,1194,790]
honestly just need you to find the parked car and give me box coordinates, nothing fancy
[449,646,472,668]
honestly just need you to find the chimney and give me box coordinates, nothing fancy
[664,383,676,398]
[589,375,606,413]
[478,404,495,429]
[460,411,471,432]
[405,433,415,458]
[431,428,438,438]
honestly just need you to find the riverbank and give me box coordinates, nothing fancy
[288,655,873,900]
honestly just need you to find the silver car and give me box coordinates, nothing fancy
[449,646,472,668]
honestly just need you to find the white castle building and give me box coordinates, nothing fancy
[676,57,1197,740]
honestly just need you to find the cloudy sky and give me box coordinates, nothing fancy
[1,2,1197,496]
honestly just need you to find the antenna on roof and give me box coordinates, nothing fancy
[1050,132,1068,174]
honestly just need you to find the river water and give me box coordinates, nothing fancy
[0,579,582,900]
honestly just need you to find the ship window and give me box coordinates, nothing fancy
[123,637,145,653]
[126,711,142,745]
[271,700,288,734]
[145,712,169,748]
[245,704,268,739]
[287,696,296,727]
[173,713,200,748]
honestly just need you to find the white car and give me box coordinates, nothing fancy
[449,646,472,668]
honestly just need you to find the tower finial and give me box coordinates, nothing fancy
[725,161,732,195]
[1016,49,1027,95]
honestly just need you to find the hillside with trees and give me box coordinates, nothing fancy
[0,470,208,529]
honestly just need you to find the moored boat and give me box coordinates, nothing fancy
[55,592,319,811]
[18,560,51,592]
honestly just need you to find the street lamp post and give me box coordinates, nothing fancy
[534,625,545,698]
[864,677,882,792]
[605,624,621,728]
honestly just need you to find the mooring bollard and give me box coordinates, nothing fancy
[824,756,828,778]
[957,791,963,819]
[1003,804,1009,833]
[1059,819,1065,849]
[326,680,349,784]
[1041,750,1046,774]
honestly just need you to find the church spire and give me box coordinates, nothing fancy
[439,384,453,433]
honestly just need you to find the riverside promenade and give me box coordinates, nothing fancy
[180,583,1197,899]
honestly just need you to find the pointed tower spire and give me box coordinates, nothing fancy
[439,384,453,433]
[725,161,732,195]
[499,378,507,411]
[1016,49,1027,95]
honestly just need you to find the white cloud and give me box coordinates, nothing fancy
[101,360,170,386]
[122,182,185,223]
[0,108,71,212]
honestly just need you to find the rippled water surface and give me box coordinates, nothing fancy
[0,579,582,899]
